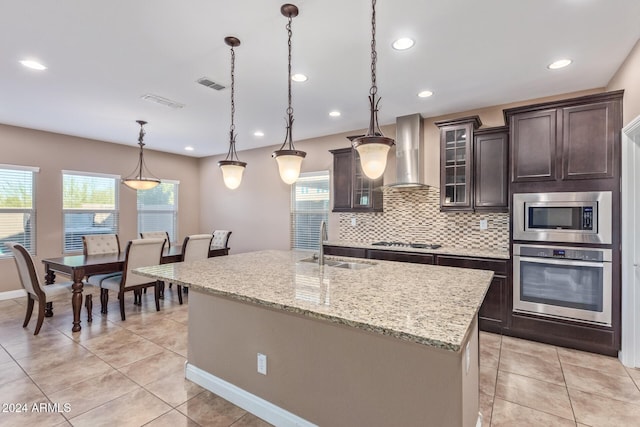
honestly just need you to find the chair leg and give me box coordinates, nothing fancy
[34,300,46,335]
[159,281,165,299]
[154,282,161,312]
[100,288,109,313]
[177,284,183,305]
[85,294,93,322]
[23,295,34,327]
[119,291,126,321]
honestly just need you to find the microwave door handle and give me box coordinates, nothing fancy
[518,256,605,268]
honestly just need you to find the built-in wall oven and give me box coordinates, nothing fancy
[513,244,612,326]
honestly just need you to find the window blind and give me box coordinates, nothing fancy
[0,165,38,257]
[137,180,178,242]
[62,171,119,253]
[291,171,330,250]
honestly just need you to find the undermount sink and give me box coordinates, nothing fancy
[298,256,375,270]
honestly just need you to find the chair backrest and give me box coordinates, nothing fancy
[83,234,120,256]
[211,230,232,249]
[182,234,213,262]
[4,242,43,298]
[140,231,171,249]
[121,238,165,288]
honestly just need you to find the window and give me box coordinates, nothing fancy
[62,171,119,253]
[291,171,330,250]
[0,164,38,257]
[137,180,179,243]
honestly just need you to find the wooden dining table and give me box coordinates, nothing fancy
[41,245,229,332]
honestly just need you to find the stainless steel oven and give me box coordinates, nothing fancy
[513,191,612,244]
[513,244,612,326]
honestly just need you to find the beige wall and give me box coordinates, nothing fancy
[608,39,640,126]
[0,124,200,293]
[199,89,603,255]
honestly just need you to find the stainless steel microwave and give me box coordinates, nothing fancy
[513,192,612,244]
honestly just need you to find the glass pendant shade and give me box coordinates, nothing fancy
[274,151,305,185]
[219,161,246,190]
[123,177,160,190]
[354,137,393,180]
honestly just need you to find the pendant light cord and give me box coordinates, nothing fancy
[370,0,377,97]
[225,44,240,161]
[278,13,296,151]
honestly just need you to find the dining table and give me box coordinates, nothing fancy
[41,245,229,332]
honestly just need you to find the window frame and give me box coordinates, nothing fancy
[136,179,179,244]
[290,170,330,251]
[0,164,39,257]
[61,170,120,254]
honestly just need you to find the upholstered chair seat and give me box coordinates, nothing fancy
[83,234,122,286]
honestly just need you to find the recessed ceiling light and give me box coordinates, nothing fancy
[185,146,194,151]
[392,38,415,50]
[20,60,47,70]
[254,131,264,137]
[548,59,572,70]
[417,90,434,98]
[291,73,308,82]
[329,111,341,117]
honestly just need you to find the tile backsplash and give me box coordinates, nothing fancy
[338,187,509,250]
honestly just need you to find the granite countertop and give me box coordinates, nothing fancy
[135,250,492,352]
[324,240,511,260]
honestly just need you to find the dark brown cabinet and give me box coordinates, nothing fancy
[323,245,367,258]
[330,147,383,212]
[367,250,435,265]
[436,116,508,212]
[474,127,509,211]
[505,91,623,183]
[435,255,508,333]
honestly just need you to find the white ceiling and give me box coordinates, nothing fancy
[1,0,639,157]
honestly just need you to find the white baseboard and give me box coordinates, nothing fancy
[185,363,317,427]
[0,289,26,301]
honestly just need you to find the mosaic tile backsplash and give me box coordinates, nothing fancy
[338,187,509,251]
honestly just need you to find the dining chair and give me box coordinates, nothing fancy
[99,238,165,321]
[83,234,123,286]
[211,230,232,253]
[170,234,213,304]
[140,231,171,249]
[5,242,93,335]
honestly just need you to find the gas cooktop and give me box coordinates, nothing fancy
[371,241,442,250]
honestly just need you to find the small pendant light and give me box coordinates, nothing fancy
[352,0,395,180]
[272,4,306,185]
[218,36,247,190]
[122,120,161,190]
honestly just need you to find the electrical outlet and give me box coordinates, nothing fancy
[351,217,357,227]
[257,353,267,375]
[479,219,488,230]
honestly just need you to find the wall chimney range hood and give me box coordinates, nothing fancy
[388,113,427,188]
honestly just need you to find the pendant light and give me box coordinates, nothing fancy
[122,120,160,190]
[272,4,306,185]
[218,36,247,190]
[352,0,395,180]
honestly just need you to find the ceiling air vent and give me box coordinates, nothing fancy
[140,94,185,110]
[197,77,226,91]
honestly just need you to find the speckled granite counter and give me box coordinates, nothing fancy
[324,239,511,260]
[135,249,493,352]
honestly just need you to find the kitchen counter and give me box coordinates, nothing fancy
[135,249,493,352]
[134,250,491,426]
[325,239,510,259]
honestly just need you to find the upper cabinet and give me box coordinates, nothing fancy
[436,116,481,211]
[330,147,383,212]
[505,91,623,184]
[436,116,508,212]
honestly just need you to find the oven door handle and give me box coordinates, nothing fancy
[517,256,606,268]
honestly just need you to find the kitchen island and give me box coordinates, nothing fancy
[135,250,493,427]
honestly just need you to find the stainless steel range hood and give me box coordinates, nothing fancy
[387,113,427,188]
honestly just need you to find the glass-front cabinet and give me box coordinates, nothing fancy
[435,116,481,211]
[330,146,383,212]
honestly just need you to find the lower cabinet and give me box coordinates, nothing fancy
[323,245,367,258]
[367,250,435,265]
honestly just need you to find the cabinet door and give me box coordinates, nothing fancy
[331,149,353,212]
[440,123,473,210]
[367,250,435,264]
[479,276,506,332]
[511,109,557,182]
[474,130,508,211]
[352,151,383,211]
[323,245,367,258]
[561,101,617,180]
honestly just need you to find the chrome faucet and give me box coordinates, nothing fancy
[319,220,328,265]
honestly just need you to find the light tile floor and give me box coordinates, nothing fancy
[2,289,640,426]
